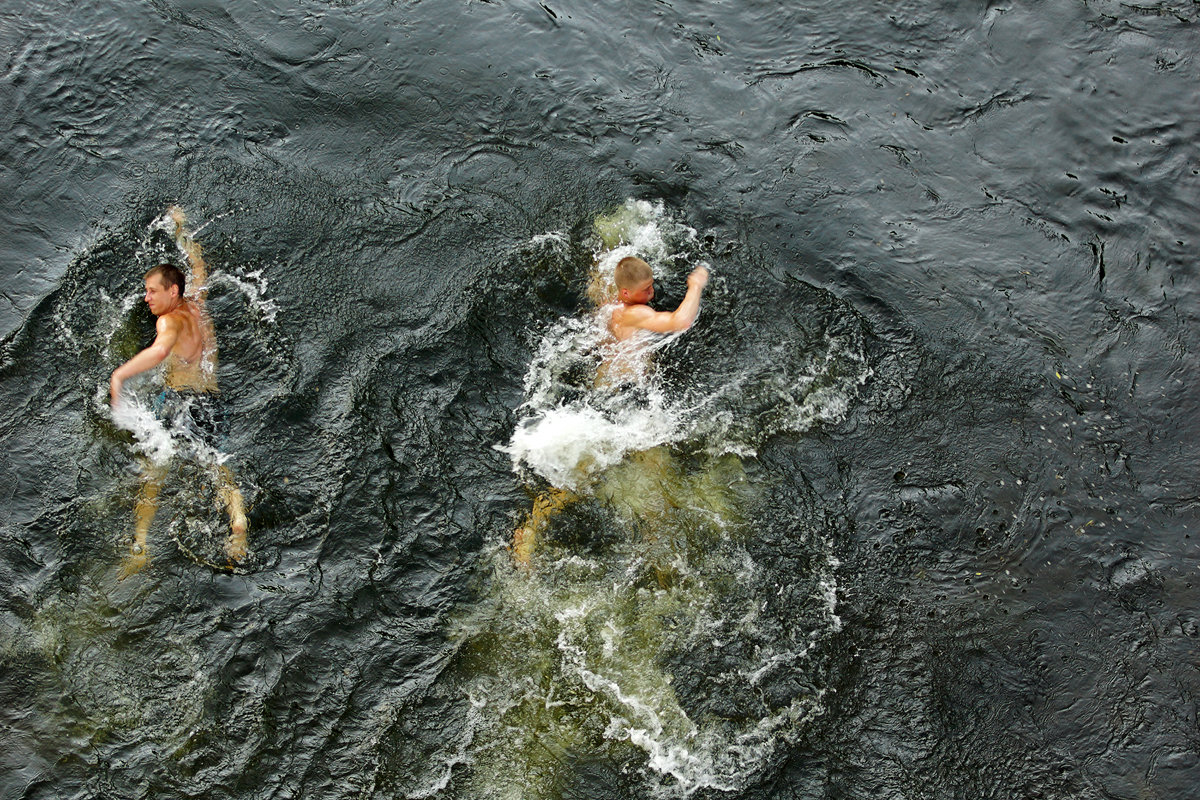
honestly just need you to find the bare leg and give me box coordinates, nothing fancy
[512,488,575,566]
[216,465,248,564]
[119,464,166,580]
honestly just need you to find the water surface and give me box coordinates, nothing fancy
[2,0,1199,798]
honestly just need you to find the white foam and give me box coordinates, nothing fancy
[211,268,279,324]
[105,389,176,465]
[502,301,687,490]
[820,557,843,632]
[106,385,234,468]
[526,229,570,249]
[149,211,177,235]
[507,399,678,492]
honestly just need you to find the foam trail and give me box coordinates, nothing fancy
[106,390,176,465]
[465,200,855,799]
[211,269,279,323]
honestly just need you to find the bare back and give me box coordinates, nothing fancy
[163,300,217,392]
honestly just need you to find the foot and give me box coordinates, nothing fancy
[510,488,574,566]
[511,524,535,566]
[118,544,149,581]
[225,515,248,565]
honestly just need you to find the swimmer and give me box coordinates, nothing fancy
[608,256,708,341]
[110,206,248,577]
[511,256,710,565]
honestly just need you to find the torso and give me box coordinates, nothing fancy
[597,305,653,387]
[608,303,646,342]
[163,301,218,392]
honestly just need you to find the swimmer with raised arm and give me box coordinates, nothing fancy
[110,206,247,577]
[608,256,709,341]
[511,256,710,565]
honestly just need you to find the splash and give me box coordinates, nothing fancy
[103,212,276,466]
[211,268,279,324]
[502,200,703,489]
[504,199,870,487]
[503,312,681,491]
[587,199,698,306]
[429,201,863,798]
[689,329,873,459]
[107,388,177,465]
[506,400,678,492]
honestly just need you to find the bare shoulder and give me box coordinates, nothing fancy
[615,303,654,325]
[157,312,183,333]
[159,305,201,337]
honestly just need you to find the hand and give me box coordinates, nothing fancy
[167,205,186,229]
[687,265,709,291]
[110,374,123,409]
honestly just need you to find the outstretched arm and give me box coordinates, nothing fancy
[167,206,208,307]
[110,316,180,408]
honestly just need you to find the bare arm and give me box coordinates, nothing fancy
[168,206,208,307]
[110,316,180,408]
[618,266,709,334]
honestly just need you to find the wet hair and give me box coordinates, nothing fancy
[144,263,185,297]
[614,256,652,289]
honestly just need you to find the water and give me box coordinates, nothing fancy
[2,1,1199,798]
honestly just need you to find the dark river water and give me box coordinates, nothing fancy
[3,1,1200,798]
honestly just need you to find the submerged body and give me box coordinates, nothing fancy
[511,256,709,564]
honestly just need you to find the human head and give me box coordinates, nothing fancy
[144,263,185,297]
[615,256,654,304]
[143,263,185,315]
[614,256,652,290]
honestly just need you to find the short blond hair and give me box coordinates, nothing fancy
[614,256,652,289]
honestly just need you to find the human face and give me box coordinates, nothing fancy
[621,278,654,305]
[144,275,178,316]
